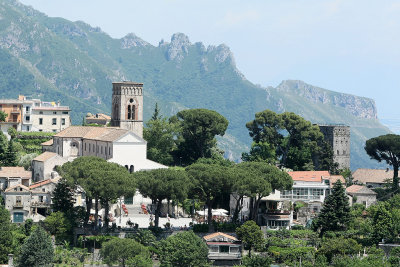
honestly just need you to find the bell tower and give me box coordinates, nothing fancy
[110,81,143,137]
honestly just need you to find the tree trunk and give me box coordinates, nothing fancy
[167,198,170,216]
[84,197,92,226]
[154,199,162,228]
[233,196,243,223]
[94,198,99,228]
[249,197,254,221]
[248,245,252,257]
[207,199,213,232]
[104,201,110,229]
[252,197,262,222]
[394,163,399,191]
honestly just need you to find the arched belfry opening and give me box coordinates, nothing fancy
[110,82,144,137]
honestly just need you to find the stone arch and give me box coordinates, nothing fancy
[70,141,79,157]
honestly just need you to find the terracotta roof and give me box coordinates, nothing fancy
[41,139,53,146]
[0,167,31,178]
[5,184,30,192]
[203,232,238,241]
[29,178,59,189]
[352,168,393,184]
[54,126,133,142]
[288,171,330,182]
[330,175,346,188]
[33,152,58,162]
[346,185,377,195]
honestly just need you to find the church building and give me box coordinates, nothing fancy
[34,81,167,181]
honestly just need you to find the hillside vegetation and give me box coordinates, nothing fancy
[0,0,390,169]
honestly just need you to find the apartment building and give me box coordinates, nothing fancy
[0,95,71,133]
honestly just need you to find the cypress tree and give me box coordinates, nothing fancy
[17,226,54,267]
[313,180,351,236]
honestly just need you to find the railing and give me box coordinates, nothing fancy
[14,202,23,208]
[31,201,50,207]
[11,109,20,113]
[7,119,18,123]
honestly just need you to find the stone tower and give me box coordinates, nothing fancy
[319,125,350,170]
[110,82,143,137]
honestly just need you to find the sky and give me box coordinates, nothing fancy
[19,0,400,133]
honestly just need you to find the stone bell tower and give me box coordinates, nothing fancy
[110,81,143,137]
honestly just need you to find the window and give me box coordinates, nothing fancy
[124,196,133,205]
[16,196,22,205]
[39,196,43,202]
[25,116,30,122]
[26,106,30,112]
[61,118,65,125]
[62,111,69,114]
[42,188,45,192]
[52,118,57,125]
[85,143,87,151]
[39,118,43,125]
[219,246,229,253]
[53,111,57,114]
[52,129,57,132]
[39,129,43,132]
[129,165,134,173]
[27,126,30,131]
[39,111,43,114]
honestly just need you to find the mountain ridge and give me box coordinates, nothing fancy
[0,0,391,170]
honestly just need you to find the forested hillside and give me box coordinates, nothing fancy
[0,0,390,169]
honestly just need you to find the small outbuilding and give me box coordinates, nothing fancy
[203,232,241,266]
[346,185,377,208]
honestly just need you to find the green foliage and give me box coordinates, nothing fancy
[101,238,151,267]
[17,226,54,267]
[126,229,156,247]
[236,221,264,257]
[43,212,72,243]
[136,168,189,227]
[241,254,272,267]
[0,110,7,122]
[365,134,400,190]
[157,231,209,267]
[0,131,8,163]
[317,237,362,263]
[268,246,316,265]
[172,108,228,165]
[313,180,351,235]
[0,204,13,264]
[7,127,17,139]
[60,156,132,227]
[186,163,233,231]
[144,103,176,165]
[54,245,88,266]
[231,161,292,221]
[245,109,325,170]
[266,229,318,239]
[14,131,54,154]
[371,202,399,243]
[18,153,38,170]
[3,139,19,166]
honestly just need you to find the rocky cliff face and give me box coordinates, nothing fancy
[276,80,378,119]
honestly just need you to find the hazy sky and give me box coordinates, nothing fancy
[19,0,400,132]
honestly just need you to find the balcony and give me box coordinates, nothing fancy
[7,119,19,123]
[10,109,20,114]
[31,201,50,208]
[13,202,23,208]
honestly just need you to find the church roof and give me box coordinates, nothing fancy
[54,126,132,142]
